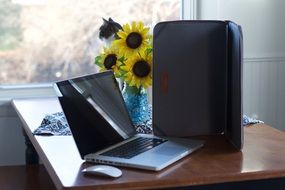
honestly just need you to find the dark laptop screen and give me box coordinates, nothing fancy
[54,71,136,158]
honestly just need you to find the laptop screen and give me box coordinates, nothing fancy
[54,71,136,158]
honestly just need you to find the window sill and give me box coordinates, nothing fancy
[0,83,55,102]
[0,84,56,117]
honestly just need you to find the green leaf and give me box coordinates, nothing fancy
[118,56,125,63]
[94,55,103,67]
[146,47,152,55]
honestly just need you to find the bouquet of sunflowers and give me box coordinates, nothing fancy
[94,18,153,131]
[95,20,153,92]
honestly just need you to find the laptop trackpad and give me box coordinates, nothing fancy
[153,145,186,157]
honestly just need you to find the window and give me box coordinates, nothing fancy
[0,0,181,85]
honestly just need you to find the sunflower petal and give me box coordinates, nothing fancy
[123,24,131,33]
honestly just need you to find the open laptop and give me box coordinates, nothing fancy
[53,71,204,171]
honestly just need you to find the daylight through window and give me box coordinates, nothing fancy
[0,0,180,84]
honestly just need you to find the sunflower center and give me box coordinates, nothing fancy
[126,32,142,49]
[104,54,117,69]
[132,60,151,78]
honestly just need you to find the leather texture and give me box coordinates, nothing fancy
[153,20,243,149]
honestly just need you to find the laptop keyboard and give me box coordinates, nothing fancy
[101,137,168,159]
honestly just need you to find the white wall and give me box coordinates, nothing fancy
[0,85,56,166]
[197,0,285,131]
[0,103,26,166]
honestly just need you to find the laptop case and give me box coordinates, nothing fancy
[153,20,243,149]
[225,21,243,149]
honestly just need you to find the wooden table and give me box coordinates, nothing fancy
[12,97,285,190]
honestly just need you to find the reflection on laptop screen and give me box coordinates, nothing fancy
[68,72,135,138]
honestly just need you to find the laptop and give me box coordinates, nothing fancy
[53,71,204,171]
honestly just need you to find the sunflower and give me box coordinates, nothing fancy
[95,46,122,76]
[112,21,151,57]
[121,51,152,89]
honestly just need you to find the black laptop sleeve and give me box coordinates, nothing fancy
[225,21,243,149]
[153,20,243,149]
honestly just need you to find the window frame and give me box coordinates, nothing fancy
[181,0,197,20]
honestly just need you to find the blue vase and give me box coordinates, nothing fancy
[122,84,152,133]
